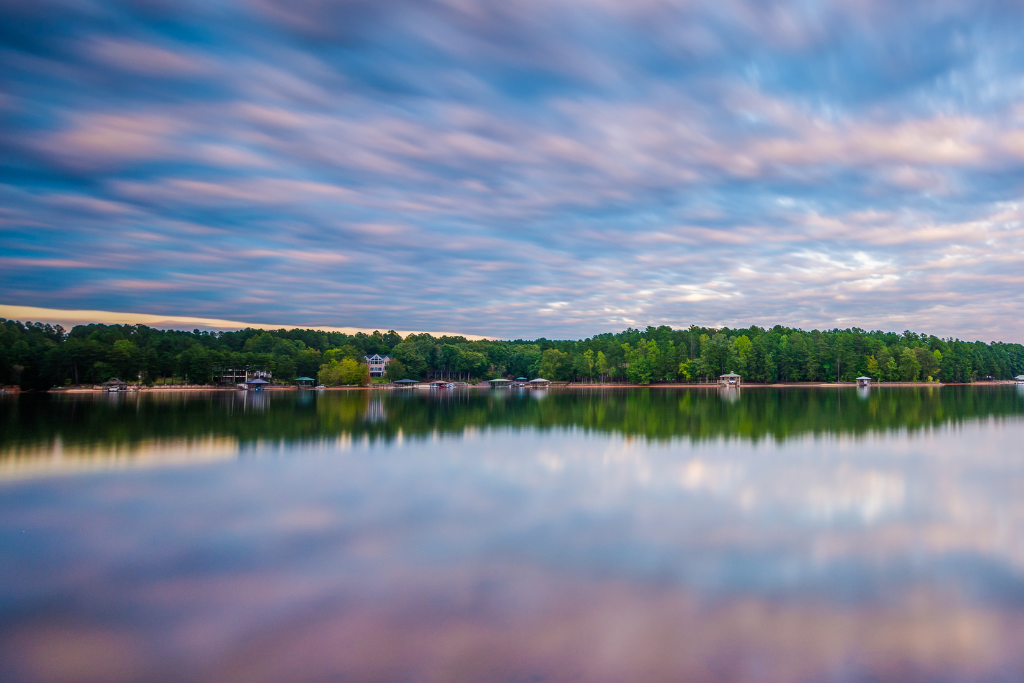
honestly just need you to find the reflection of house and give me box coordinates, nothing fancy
[219,369,272,385]
[719,373,741,386]
[364,354,391,377]
[365,397,387,422]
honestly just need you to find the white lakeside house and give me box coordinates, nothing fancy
[364,354,391,377]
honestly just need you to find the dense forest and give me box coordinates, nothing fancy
[2,318,1023,390]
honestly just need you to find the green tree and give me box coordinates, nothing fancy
[899,347,921,381]
[866,355,880,380]
[733,335,753,374]
[318,358,369,386]
[538,348,571,380]
[582,349,595,381]
[886,355,899,382]
[318,360,343,386]
[178,344,214,384]
[876,347,893,382]
[109,339,141,381]
[622,339,661,385]
[391,342,428,379]
[915,347,939,381]
[700,333,731,377]
[385,358,409,381]
[341,358,370,386]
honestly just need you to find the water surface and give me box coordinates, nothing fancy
[2,386,1024,682]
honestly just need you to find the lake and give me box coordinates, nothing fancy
[3,385,1024,683]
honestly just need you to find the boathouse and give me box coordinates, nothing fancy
[857,376,872,388]
[719,373,741,387]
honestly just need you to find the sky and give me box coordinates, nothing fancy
[2,0,1024,341]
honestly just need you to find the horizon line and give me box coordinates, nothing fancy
[0,305,491,341]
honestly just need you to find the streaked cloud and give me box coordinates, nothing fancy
[2,0,1024,338]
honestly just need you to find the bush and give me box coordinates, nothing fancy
[318,358,370,386]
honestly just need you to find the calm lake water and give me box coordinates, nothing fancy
[3,385,1024,683]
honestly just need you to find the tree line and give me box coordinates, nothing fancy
[2,318,1023,390]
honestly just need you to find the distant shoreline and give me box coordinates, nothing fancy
[20,379,1022,394]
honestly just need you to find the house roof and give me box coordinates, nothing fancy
[393,378,418,383]
[102,378,126,385]
[720,373,741,378]
[488,378,511,383]
[530,378,550,383]
[294,376,316,381]
[246,378,270,384]
[856,376,872,380]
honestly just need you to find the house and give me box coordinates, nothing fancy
[219,368,272,385]
[364,354,391,377]
[719,373,741,387]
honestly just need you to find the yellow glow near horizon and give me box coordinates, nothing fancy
[0,304,489,340]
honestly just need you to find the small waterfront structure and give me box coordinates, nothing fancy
[488,378,512,387]
[295,376,316,387]
[364,354,391,378]
[244,378,270,391]
[219,368,272,385]
[718,373,741,387]
[393,379,419,388]
[1016,375,1024,384]
[102,378,127,392]
[529,378,551,386]
[857,376,872,388]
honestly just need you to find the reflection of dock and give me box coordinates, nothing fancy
[718,386,740,403]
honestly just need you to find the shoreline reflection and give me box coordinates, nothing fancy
[2,390,1024,681]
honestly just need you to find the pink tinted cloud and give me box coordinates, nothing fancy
[86,38,211,76]
[36,113,184,169]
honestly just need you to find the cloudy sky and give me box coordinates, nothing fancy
[2,0,1024,340]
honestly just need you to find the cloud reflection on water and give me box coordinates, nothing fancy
[3,408,1024,681]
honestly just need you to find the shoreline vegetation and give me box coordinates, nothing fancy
[10,381,1017,395]
[31,380,1021,394]
[2,317,1023,391]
